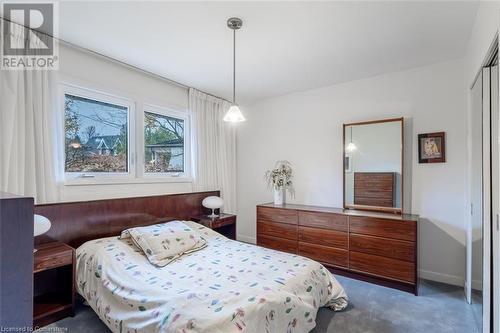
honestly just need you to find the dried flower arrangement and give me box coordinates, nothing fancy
[264,160,295,198]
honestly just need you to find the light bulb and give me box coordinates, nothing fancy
[223,105,246,122]
[346,142,357,152]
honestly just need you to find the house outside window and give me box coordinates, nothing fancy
[61,83,190,184]
[143,106,189,176]
[62,84,135,181]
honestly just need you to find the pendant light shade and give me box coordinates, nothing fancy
[223,105,245,122]
[224,17,246,123]
[346,142,357,152]
[346,127,357,152]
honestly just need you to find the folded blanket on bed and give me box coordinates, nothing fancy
[120,220,206,267]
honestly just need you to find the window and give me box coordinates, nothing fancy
[61,83,190,183]
[63,86,133,179]
[143,107,189,175]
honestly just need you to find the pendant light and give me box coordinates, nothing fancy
[223,17,246,123]
[346,126,357,152]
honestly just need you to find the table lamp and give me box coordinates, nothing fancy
[202,196,224,218]
[34,214,51,252]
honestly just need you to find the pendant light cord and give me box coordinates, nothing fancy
[233,28,236,104]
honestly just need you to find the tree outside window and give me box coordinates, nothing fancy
[144,111,184,173]
[64,94,128,173]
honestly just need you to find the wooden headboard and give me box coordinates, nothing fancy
[34,191,219,248]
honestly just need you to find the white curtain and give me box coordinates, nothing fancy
[189,88,237,213]
[0,20,60,203]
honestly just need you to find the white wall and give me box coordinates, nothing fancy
[57,43,193,202]
[237,59,468,285]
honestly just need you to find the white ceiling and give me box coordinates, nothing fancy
[57,1,479,104]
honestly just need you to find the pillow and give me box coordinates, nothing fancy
[119,219,178,239]
[120,221,207,267]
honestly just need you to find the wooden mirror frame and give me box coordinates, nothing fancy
[343,117,404,214]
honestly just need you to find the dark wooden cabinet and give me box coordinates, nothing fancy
[298,211,348,231]
[350,233,415,262]
[258,234,298,254]
[258,207,298,224]
[354,172,395,207]
[256,203,418,294]
[256,207,298,254]
[0,193,34,330]
[298,242,349,268]
[33,241,75,327]
[258,220,297,240]
[349,215,415,241]
[190,213,237,240]
[299,226,347,248]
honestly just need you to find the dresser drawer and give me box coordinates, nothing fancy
[257,234,297,254]
[354,187,393,196]
[34,251,73,272]
[299,242,348,268]
[350,251,415,283]
[349,216,416,241]
[299,226,347,249]
[355,172,394,182]
[298,211,347,231]
[350,233,415,262]
[354,196,394,208]
[257,207,298,225]
[258,220,297,240]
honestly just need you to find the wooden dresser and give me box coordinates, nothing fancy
[354,172,395,207]
[256,203,418,294]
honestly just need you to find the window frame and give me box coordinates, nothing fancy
[139,103,191,180]
[60,83,136,184]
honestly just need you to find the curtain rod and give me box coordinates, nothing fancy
[0,16,230,103]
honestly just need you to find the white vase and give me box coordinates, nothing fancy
[274,188,286,205]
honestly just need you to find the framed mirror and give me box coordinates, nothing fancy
[343,117,404,214]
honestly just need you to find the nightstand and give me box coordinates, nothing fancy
[33,241,75,328]
[190,213,237,240]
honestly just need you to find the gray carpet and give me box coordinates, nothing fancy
[45,276,481,333]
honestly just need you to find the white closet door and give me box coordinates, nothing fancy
[469,72,483,305]
[491,64,499,333]
[483,67,492,333]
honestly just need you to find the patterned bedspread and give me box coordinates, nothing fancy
[76,221,348,333]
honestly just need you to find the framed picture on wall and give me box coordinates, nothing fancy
[418,132,446,163]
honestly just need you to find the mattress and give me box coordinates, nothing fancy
[76,221,348,333]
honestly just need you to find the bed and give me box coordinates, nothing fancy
[76,221,348,333]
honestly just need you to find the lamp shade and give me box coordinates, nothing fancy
[202,196,224,218]
[202,196,224,210]
[223,105,245,123]
[34,214,51,237]
[346,142,357,152]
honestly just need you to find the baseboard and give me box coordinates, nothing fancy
[237,234,256,244]
[419,269,464,287]
[471,279,483,291]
